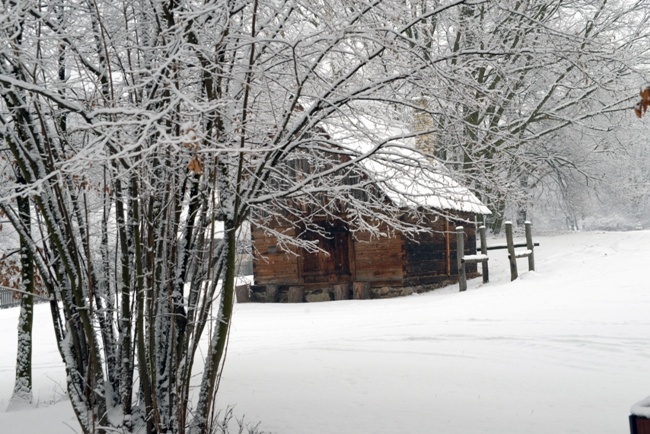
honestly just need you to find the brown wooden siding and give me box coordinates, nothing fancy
[301,221,352,284]
[353,229,404,284]
[252,226,300,285]
[252,212,479,291]
[404,233,449,276]
[403,216,449,279]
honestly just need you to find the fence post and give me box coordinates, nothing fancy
[456,226,467,292]
[479,225,489,283]
[505,221,518,281]
[525,221,535,272]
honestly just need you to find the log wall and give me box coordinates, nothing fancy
[403,216,449,280]
[251,226,300,285]
[352,227,404,285]
[252,212,480,294]
[402,213,478,285]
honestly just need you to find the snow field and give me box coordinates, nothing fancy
[0,230,649,433]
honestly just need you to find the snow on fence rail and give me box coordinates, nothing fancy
[456,221,538,291]
[456,225,489,292]
[504,221,535,281]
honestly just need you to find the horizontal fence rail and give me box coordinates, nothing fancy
[0,286,50,308]
[479,242,540,251]
[0,287,19,308]
[457,221,538,291]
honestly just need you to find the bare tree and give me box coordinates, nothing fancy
[0,1,486,433]
[408,0,650,231]
[5,173,36,410]
[2,0,647,431]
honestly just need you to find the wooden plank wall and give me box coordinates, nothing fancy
[353,227,404,284]
[403,215,449,279]
[251,226,300,285]
[252,212,478,289]
[402,212,479,284]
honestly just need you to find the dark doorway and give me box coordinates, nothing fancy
[301,221,351,284]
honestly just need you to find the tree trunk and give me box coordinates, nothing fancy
[7,192,34,410]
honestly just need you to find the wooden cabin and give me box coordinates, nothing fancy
[250,209,483,302]
[248,126,490,301]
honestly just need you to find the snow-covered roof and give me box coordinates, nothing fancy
[324,113,491,215]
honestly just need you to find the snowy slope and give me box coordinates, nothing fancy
[0,230,649,434]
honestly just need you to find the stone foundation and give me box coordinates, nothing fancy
[242,278,473,303]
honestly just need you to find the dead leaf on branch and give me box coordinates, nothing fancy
[188,157,203,175]
[0,253,46,299]
[181,124,203,175]
[635,84,650,118]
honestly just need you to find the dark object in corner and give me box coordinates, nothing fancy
[630,414,650,434]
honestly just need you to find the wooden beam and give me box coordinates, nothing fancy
[445,219,451,276]
[505,222,518,281]
[479,242,539,251]
[525,221,535,272]
[479,225,489,283]
[456,226,467,292]
[462,254,489,263]
[514,250,532,259]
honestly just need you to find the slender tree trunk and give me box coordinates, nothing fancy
[190,218,238,434]
[7,188,34,411]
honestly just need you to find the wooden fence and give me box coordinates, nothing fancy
[504,221,535,281]
[0,287,19,309]
[0,285,49,308]
[457,221,538,291]
[456,226,489,292]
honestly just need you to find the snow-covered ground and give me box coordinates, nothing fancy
[0,230,648,433]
